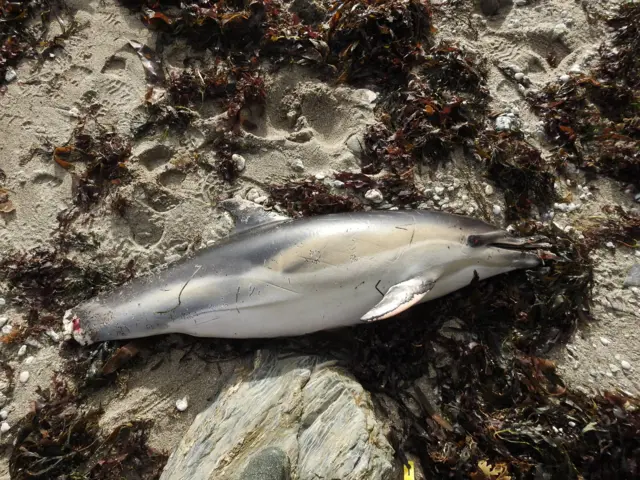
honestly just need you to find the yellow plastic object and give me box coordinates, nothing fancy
[403,460,415,480]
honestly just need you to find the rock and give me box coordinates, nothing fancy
[4,67,17,83]
[246,188,263,203]
[160,351,395,480]
[514,72,525,82]
[0,316,7,328]
[479,0,500,16]
[346,133,365,157]
[484,185,494,196]
[605,241,615,249]
[2,324,12,335]
[290,159,305,172]
[19,371,29,383]
[288,128,314,143]
[0,422,9,433]
[495,114,519,132]
[623,264,640,287]
[514,0,527,5]
[560,74,570,82]
[365,189,384,204]
[240,447,290,480]
[0,298,5,307]
[492,205,502,216]
[176,397,189,412]
[599,337,610,346]
[0,410,7,420]
[621,360,632,371]
[232,154,246,172]
[434,186,445,195]
[552,23,568,40]
[17,345,27,357]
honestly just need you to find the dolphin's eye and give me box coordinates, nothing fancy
[467,235,482,247]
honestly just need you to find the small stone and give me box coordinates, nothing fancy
[434,186,445,195]
[568,421,576,427]
[495,114,519,132]
[621,360,632,371]
[0,410,7,420]
[176,397,189,412]
[246,188,261,202]
[4,67,17,83]
[423,188,434,198]
[2,324,12,335]
[0,422,9,433]
[514,0,527,6]
[599,337,610,346]
[484,185,494,196]
[254,196,268,204]
[609,364,620,374]
[0,298,5,307]
[17,345,27,357]
[560,73,570,82]
[25,356,35,365]
[589,369,597,377]
[315,173,325,180]
[605,241,615,249]
[232,154,246,172]
[514,72,525,82]
[290,159,305,172]
[552,23,568,40]
[492,205,502,216]
[0,316,7,328]
[46,330,61,342]
[19,371,30,383]
[623,264,640,287]
[365,189,384,204]
[332,180,344,189]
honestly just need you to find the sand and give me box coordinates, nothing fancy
[1,0,638,476]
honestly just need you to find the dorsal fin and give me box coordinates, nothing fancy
[219,198,291,234]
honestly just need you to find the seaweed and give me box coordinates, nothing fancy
[9,374,167,479]
[475,131,559,221]
[267,178,363,217]
[53,116,133,209]
[529,3,640,187]
[581,205,640,251]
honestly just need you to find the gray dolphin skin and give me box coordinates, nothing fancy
[63,199,553,345]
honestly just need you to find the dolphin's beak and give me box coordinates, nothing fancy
[488,234,557,261]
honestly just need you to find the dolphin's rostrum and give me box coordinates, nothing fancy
[63,199,553,345]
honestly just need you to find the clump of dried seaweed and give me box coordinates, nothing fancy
[475,131,559,221]
[9,374,167,479]
[53,116,133,209]
[363,43,489,174]
[529,3,640,187]
[267,178,363,216]
[581,205,640,251]
[0,247,125,315]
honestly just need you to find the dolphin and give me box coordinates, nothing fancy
[63,199,553,345]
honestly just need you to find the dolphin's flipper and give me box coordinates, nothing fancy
[220,198,291,234]
[360,277,436,322]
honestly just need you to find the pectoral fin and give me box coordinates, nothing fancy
[361,277,436,323]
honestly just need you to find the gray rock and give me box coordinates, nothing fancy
[240,447,290,480]
[623,264,640,287]
[160,351,395,480]
[346,133,365,157]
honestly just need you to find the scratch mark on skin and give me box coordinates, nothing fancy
[236,287,240,313]
[355,281,365,290]
[375,280,384,296]
[264,280,300,295]
[156,265,202,314]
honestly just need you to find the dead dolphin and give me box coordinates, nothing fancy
[63,199,553,345]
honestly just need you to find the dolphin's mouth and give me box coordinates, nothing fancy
[468,232,556,260]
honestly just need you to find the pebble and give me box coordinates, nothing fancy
[232,154,246,171]
[0,298,5,307]
[514,72,525,82]
[0,316,7,328]
[621,360,632,371]
[175,397,189,412]
[4,67,17,82]
[332,180,344,189]
[599,337,610,346]
[46,330,61,342]
[605,241,615,249]
[609,364,620,374]
[514,0,527,5]
[0,422,9,433]
[0,410,7,420]
[315,173,325,180]
[495,114,519,132]
[17,345,27,357]
[19,371,29,383]
[25,356,35,365]
[568,421,576,427]
[589,369,597,377]
[560,74,570,82]
[2,324,12,335]
[254,196,268,204]
[492,205,502,216]
[434,186,445,195]
[364,189,384,204]
[484,185,494,196]
[623,264,640,287]
[290,159,305,172]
